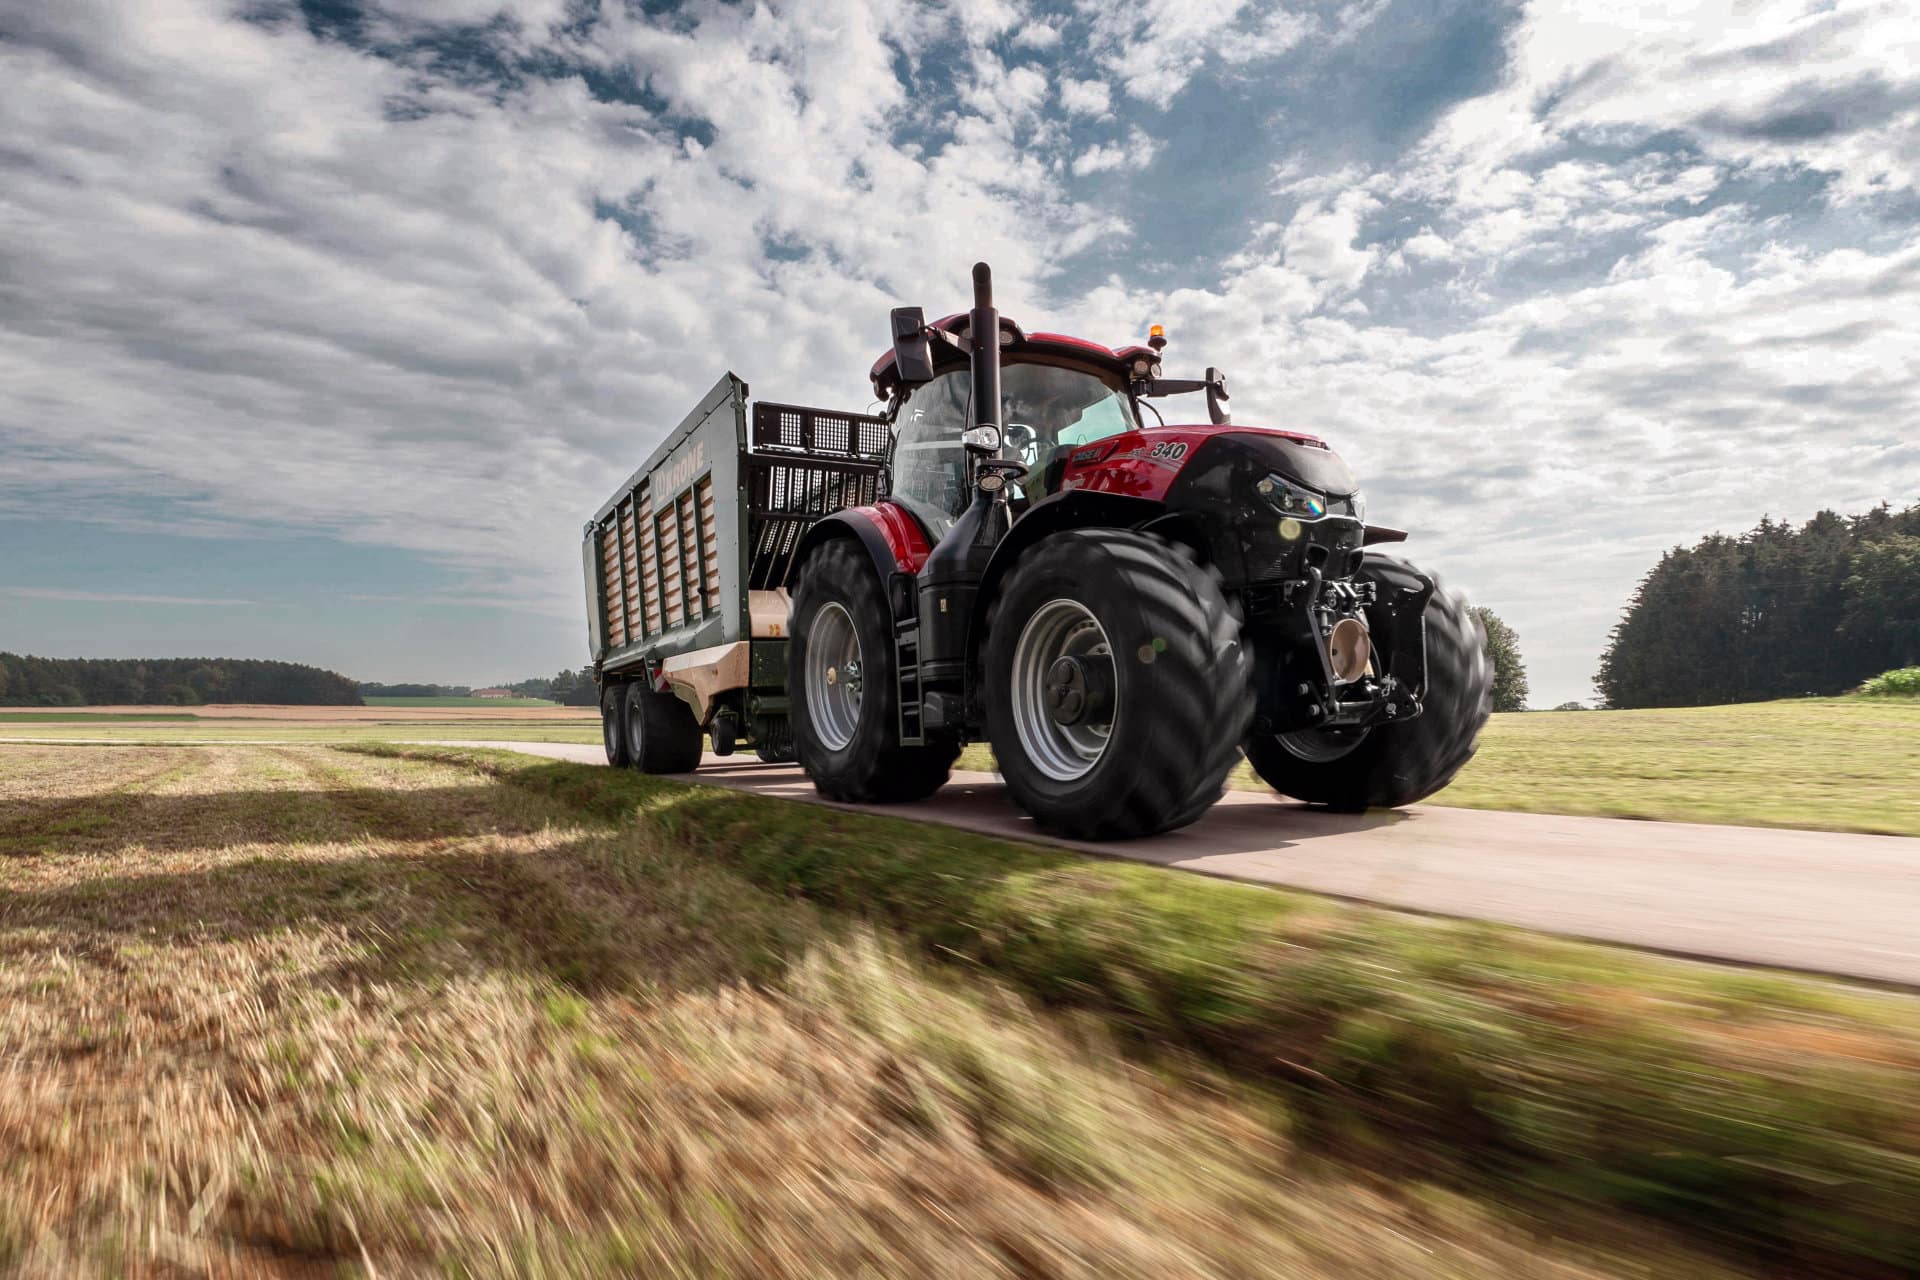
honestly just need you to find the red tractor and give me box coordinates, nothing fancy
[784,262,1492,838]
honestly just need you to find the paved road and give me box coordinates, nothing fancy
[435,740,1920,985]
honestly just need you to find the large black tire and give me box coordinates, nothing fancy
[983,530,1251,839]
[624,681,704,774]
[789,538,959,801]
[1244,555,1491,811]
[601,684,630,767]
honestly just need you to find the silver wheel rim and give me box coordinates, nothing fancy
[1011,598,1114,782]
[805,601,863,752]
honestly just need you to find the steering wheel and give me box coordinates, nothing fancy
[1003,421,1041,467]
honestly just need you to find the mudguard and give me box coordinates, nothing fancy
[787,501,931,622]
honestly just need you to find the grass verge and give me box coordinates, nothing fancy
[361,742,1920,1274]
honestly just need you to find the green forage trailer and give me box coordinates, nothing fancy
[582,373,888,769]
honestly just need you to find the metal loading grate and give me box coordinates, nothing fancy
[745,455,882,590]
[751,402,889,460]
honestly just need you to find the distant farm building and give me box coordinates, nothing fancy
[472,688,513,699]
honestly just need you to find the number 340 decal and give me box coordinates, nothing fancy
[1147,441,1188,461]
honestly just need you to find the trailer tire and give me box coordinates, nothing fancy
[984,530,1251,839]
[754,717,797,764]
[601,685,630,767]
[624,682,704,775]
[1243,555,1491,811]
[789,538,958,802]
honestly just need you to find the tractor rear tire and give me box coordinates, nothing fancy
[983,530,1251,840]
[624,681,704,774]
[1244,555,1491,811]
[601,685,630,767]
[789,538,959,802]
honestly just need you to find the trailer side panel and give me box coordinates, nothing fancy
[585,374,750,675]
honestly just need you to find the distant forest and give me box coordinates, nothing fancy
[0,654,362,706]
[1598,502,1920,708]
[360,671,599,705]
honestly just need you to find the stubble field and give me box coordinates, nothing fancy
[4,740,1919,1276]
[9,695,1917,835]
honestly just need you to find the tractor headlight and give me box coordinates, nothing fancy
[1254,473,1330,521]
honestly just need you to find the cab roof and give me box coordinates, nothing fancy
[870,312,1157,399]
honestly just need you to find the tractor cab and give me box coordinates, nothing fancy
[885,356,1140,534]
[869,303,1232,543]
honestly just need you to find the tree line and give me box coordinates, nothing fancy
[1598,502,1920,708]
[359,672,599,705]
[496,670,597,705]
[0,654,363,706]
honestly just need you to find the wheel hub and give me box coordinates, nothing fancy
[1044,655,1112,726]
[805,602,863,752]
[1010,598,1116,782]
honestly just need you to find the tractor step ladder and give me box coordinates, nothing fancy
[895,619,924,746]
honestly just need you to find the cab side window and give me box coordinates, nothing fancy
[889,371,972,537]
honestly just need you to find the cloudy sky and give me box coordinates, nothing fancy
[2,0,1916,703]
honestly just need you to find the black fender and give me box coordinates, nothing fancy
[968,489,1167,659]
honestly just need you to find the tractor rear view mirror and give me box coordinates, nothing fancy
[890,307,936,386]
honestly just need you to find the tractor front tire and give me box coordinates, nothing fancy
[624,681,704,774]
[789,538,958,802]
[1244,555,1491,811]
[983,530,1251,840]
[601,685,630,767]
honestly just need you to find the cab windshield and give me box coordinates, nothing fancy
[890,363,1138,536]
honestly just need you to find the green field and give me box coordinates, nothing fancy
[363,695,560,707]
[964,696,1920,837]
[4,697,1918,836]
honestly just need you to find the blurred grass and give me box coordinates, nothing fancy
[365,742,1920,1274]
[1,743,1763,1279]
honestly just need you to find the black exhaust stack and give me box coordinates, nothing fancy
[915,261,1017,723]
[969,261,1001,447]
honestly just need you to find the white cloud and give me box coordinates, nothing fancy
[1400,228,1456,262]
[1071,143,1127,176]
[1059,77,1112,118]
[1085,0,1315,106]
[1011,20,1061,50]
[1412,0,1920,202]
[1069,127,1159,177]
[1281,190,1380,293]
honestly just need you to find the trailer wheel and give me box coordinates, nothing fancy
[623,682,704,774]
[753,717,798,764]
[984,530,1250,839]
[1243,555,1491,811]
[601,685,630,767]
[789,538,958,801]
